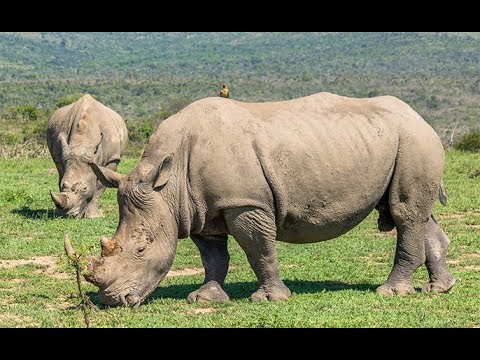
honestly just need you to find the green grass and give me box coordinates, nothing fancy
[0,150,479,327]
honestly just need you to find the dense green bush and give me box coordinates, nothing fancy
[128,119,156,144]
[55,93,87,108]
[4,104,39,121]
[454,130,480,152]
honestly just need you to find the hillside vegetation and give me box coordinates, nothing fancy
[1,32,480,154]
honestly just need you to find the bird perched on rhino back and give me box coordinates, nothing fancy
[219,83,229,98]
[47,94,128,218]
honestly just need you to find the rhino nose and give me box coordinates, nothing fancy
[125,292,142,307]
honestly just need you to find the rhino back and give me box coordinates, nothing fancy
[148,93,434,242]
[47,95,128,166]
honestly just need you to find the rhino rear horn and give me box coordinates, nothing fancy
[101,237,122,256]
[89,162,124,188]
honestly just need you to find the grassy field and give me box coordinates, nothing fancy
[0,150,479,328]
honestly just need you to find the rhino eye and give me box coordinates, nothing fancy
[137,246,146,254]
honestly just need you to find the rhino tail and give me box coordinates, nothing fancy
[439,179,448,206]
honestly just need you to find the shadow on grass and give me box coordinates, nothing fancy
[12,207,64,219]
[86,280,379,307]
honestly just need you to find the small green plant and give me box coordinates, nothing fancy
[64,235,96,328]
[454,130,480,152]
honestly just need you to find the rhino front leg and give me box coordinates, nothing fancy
[422,216,455,293]
[225,207,291,301]
[83,187,105,218]
[187,234,230,303]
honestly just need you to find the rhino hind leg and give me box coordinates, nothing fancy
[422,216,455,293]
[224,207,291,302]
[187,234,230,303]
[376,149,443,296]
[376,216,422,296]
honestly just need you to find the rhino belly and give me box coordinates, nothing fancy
[277,197,380,243]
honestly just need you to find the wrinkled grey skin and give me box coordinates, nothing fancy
[83,92,455,307]
[47,94,128,218]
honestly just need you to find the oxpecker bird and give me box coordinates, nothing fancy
[219,83,229,98]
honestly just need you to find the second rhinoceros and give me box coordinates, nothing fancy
[47,94,128,218]
[68,92,455,306]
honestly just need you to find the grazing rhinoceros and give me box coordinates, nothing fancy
[66,92,455,307]
[47,94,128,218]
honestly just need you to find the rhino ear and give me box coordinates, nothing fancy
[59,132,69,148]
[89,162,124,188]
[153,154,174,191]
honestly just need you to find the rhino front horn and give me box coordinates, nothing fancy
[64,234,77,259]
[50,189,66,209]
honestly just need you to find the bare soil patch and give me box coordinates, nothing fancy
[374,229,397,238]
[45,301,73,311]
[447,252,480,267]
[0,314,38,327]
[360,253,388,265]
[191,307,216,315]
[0,295,15,305]
[438,211,480,221]
[464,265,480,271]
[0,256,69,279]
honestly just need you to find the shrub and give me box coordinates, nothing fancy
[4,104,39,121]
[128,119,156,144]
[55,93,87,108]
[454,130,480,152]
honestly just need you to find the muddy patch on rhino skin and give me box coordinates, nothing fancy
[0,256,69,279]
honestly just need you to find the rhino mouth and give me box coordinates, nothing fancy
[99,289,147,308]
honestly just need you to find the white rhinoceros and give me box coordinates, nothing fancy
[47,94,128,218]
[67,92,454,306]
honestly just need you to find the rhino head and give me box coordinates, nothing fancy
[50,133,103,218]
[74,154,178,307]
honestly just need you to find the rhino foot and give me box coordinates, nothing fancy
[251,283,291,302]
[187,280,229,304]
[422,275,456,293]
[376,281,415,296]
